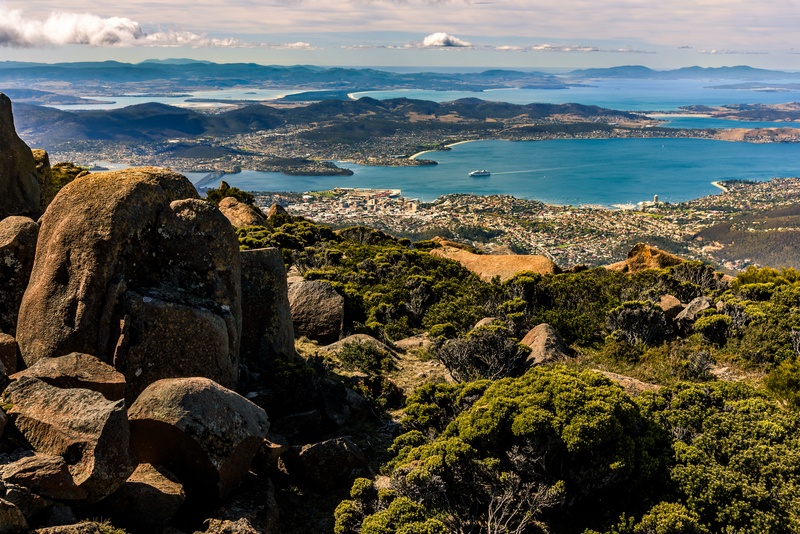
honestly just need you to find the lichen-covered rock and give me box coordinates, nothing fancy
[240,248,294,374]
[521,323,570,368]
[96,463,185,532]
[218,197,269,228]
[3,376,135,502]
[288,279,344,344]
[675,296,712,331]
[129,377,270,500]
[0,453,87,501]
[10,352,126,401]
[15,168,242,397]
[0,216,39,336]
[0,94,41,220]
[607,243,685,273]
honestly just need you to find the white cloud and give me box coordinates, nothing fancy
[420,32,472,48]
[0,7,313,49]
[698,48,768,55]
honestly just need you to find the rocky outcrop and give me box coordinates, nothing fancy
[607,243,685,273]
[0,333,18,376]
[218,197,269,228]
[0,216,39,336]
[521,324,570,368]
[288,279,344,344]
[266,203,292,226]
[0,454,87,501]
[240,248,295,374]
[3,376,135,502]
[10,353,126,402]
[31,150,56,212]
[430,244,560,282]
[129,377,270,501]
[15,168,242,399]
[675,296,713,332]
[0,94,42,220]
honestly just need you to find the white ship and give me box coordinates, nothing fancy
[469,169,491,177]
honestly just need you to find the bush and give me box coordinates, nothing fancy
[692,314,731,345]
[337,341,395,374]
[205,180,255,205]
[607,301,672,346]
[433,325,530,382]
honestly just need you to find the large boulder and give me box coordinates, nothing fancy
[675,296,712,331]
[0,333,18,376]
[288,279,344,344]
[129,377,270,501]
[240,248,295,374]
[0,216,39,336]
[659,294,685,319]
[0,498,28,534]
[15,168,242,398]
[218,197,269,228]
[520,323,570,368]
[3,376,135,502]
[0,94,41,220]
[31,149,56,210]
[430,241,560,282]
[10,352,126,401]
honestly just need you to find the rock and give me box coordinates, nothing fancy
[607,243,685,273]
[33,523,104,534]
[521,324,570,368]
[31,149,56,211]
[218,197,269,228]
[266,203,292,226]
[10,353,126,401]
[117,292,238,403]
[288,279,344,344]
[199,518,261,534]
[0,453,87,501]
[0,333,18,376]
[473,317,499,329]
[240,248,295,374]
[0,93,42,220]
[280,437,369,490]
[0,409,7,439]
[129,377,270,500]
[597,370,662,396]
[320,380,372,429]
[95,463,185,532]
[3,481,51,520]
[254,433,290,471]
[0,497,28,534]
[659,294,685,319]
[430,243,560,282]
[3,376,135,502]
[38,503,78,528]
[15,168,242,399]
[322,334,394,356]
[393,334,432,353]
[205,474,279,534]
[0,216,39,336]
[675,296,712,330]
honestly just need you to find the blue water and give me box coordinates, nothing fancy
[52,88,303,110]
[191,138,800,206]
[658,116,800,129]
[353,79,800,111]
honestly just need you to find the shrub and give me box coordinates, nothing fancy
[205,180,255,205]
[337,341,395,374]
[692,314,732,345]
[607,301,672,346]
[433,325,529,382]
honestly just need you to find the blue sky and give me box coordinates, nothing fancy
[2,1,800,69]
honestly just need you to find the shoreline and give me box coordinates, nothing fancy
[711,181,730,193]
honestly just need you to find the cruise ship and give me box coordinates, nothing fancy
[468,169,491,177]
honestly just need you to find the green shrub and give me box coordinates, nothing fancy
[692,314,731,345]
[337,341,395,374]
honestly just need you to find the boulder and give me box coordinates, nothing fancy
[129,377,270,500]
[0,93,42,220]
[520,323,570,368]
[3,376,135,502]
[0,333,18,376]
[607,243,685,273]
[288,279,344,344]
[0,409,7,439]
[240,248,295,374]
[95,463,185,532]
[33,523,104,534]
[473,317,499,329]
[430,244,560,282]
[203,475,279,534]
[0,498,28,534]
[280,437,369,490]
[218,197,269,228]
[0,453,87,501]
[10,352,126,401]
[4,481,51,520]
[0,216,39,336]
[597,370,662,396]
[266,203,292,226]
[393,334,432,353]
[659,294,685,319]
[15,168,242,398]
[675,296,712,330]
[255,433,290,471]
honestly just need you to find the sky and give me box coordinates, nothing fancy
[2,1,800,69]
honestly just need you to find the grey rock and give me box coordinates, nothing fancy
[0,453,87,501]
[0,216,39,336]
[10,352,126,401]
[288,279,344,344]
[0,93,41,220]
[521,323,570,368]
[280,437,369,490]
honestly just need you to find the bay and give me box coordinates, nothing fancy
[191,138,800,206]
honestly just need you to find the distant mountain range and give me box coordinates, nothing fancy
[1,61,798,98]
